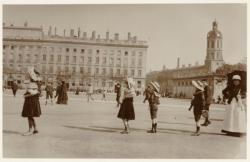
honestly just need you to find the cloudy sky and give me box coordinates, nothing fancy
[3,4,247,72]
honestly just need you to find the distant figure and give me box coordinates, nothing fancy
[45,82,54,105]
[101,89,106,101]
[75,87,80,95]
[86,84,94,102]
[55,81,68,104]
[55,82,62,103]
[11,81,18,97]
[115,83,121,107]
[60,81,68,104]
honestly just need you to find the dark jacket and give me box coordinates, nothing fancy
[191,90,205,109]
[204,85,212,105]
[222,85,245,104]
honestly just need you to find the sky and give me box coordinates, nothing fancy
[3,4,247,72]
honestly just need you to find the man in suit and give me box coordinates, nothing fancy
[201,79,212,126]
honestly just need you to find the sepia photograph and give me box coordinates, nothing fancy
[1,1,247,159]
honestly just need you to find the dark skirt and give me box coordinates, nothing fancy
[22,94,41,117]
[193,106,202,122]
[117,97,135,120]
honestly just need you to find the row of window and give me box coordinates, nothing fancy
[6,64,142,77]
[41,66,142,77]
[4,53,143,67]
[207,40,222,49]
[3,45,144,57]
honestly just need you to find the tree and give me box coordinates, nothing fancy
[216,63,246,75]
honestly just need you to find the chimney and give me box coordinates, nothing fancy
[54,27,57,36]
[24,21,28,27]
[78,27,81,37]
[128,32,131,40]
[48,26,52,36]
[92,30,96,40]
[97,34,101,40]
[114,33,119,41]
[177,57,180,68]
[83,32,87,39]
[63,29,66,37]
[133,36,137,42]
[70,29,74,37]
[106,31,109,40]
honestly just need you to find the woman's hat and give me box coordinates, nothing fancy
[192,80,204,91]
[27,66,41,81]
[232,75,241,80]
[126,77,135,89]
[197,80,204,88]
[150,81,160,93]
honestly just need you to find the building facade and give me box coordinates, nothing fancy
[166,20,226,100]
[3,23,148,92]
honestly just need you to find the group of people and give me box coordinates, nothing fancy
[19,66,246,137]
[117,78,161,134]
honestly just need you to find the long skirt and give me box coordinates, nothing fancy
[117,97,135,120]
[22,94,41,117]
[222,98,246,134]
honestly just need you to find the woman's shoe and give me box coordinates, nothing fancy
[33,130,38,134]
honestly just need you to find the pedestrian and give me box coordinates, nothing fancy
[146,81,161,133]
[200,79,212,126]
[115,83,121,107]
[60,81,68,104]
[11,81,18,97]
[45,82,54,105]
[117,78,136,134]
[221,74,246,137]
[86,83,94,102]
[101,88,106,101]
[55,81,62,104]
[143,85,151,103]
[75,87,80,95]
[188,80,205,136]
[21,66,42,136]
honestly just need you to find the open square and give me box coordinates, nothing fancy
[3,90,246,158]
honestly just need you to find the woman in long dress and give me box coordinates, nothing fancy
[117,78,136,134]
[221,74,246,137]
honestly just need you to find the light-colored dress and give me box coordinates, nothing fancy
[222,92,246,134]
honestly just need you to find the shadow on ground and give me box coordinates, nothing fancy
[3,130,23,136]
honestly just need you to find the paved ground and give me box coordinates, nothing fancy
[2,90,246,158]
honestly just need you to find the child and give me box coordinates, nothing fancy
[22,67,42,136]
[117,78,136,134]
[45,82,54,105]
[147,81,161,133]
[188,80,205,136]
